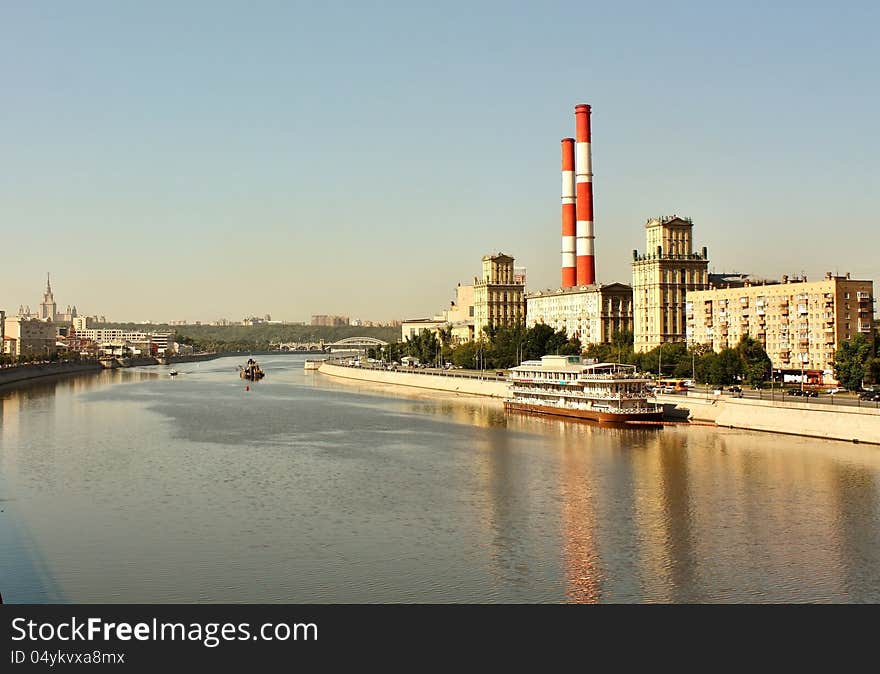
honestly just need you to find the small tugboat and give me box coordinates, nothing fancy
[239,358,265,381]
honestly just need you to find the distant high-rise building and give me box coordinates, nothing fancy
[311,315,349,327]
[40,273,57,322]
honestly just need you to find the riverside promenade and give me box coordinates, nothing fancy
[0,361,101,388]
[317,360,510,398]
[320,361,880,444]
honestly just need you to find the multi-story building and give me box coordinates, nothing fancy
[401,283,476,344]
[632,215,710,352]
[39,274,57,322]
[473,253,525,338]
[311,315,350,327]
[686,272,875,383]
[77,329,174,355]
[526,284,633,344]
[2,316,56,358]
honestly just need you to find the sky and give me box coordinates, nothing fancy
[1,1,878,323]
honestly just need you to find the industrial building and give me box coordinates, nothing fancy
[686,273,875,384]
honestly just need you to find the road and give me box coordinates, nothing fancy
[670,387,880,411]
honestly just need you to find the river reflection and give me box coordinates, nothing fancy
[1,356,879,603]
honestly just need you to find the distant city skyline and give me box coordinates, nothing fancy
[2,2,878,322]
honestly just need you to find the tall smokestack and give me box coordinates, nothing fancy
[575,104,595,286]
[561,138,576,288]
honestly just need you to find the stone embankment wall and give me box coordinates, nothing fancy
[318,362,510,398]
[656,392,880,444]
[0,362,101,388]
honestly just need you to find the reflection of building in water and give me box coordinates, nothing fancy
[558,437,601,603]
[627,429,699,602]
[829,461,880,598]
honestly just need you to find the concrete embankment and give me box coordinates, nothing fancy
[0,362,101,388]
[657,392,880,445]
[318,362,510,398]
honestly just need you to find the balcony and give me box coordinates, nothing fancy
[857,292,871,300]
[859,323,872,333]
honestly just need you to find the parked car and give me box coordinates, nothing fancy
[804,390,818,398]
[728,385,743,394]
[787,389,803,396]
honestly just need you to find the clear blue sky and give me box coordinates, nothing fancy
[2,1,877,322]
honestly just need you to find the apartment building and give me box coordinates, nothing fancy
[526,283,633,344]
[686,273,875,383]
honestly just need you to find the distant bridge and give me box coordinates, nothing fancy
[272,341,326,352]
[325,336,389,353]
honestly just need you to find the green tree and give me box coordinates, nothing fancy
[736,335,771,388]
[834,334,873,391]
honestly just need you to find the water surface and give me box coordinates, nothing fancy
[1,355,878,602]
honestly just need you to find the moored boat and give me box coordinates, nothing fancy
[504,355,663,423]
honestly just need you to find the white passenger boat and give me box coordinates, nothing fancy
[504,355,663,423]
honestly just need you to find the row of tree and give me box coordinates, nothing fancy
[393,324,581,370]
[583,332,772,386]
[392,326,880,389]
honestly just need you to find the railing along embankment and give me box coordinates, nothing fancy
[317,360,510,398]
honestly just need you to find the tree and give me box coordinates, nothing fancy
[834,334,873,391]
[708,348,742,385]
[736,336,771,388]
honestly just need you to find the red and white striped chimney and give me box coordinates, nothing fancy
[574,104,595,286]
[561,137,576,288]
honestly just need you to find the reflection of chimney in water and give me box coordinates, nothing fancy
[561,138,577,288]
[575,104,595,285]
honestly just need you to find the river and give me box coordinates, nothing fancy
[1,354,878,603]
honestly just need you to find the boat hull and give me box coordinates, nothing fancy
[504,400,664,424]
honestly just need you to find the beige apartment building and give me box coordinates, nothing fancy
[473,253,525,338]
[526,283,633,344]
[2,316,57,358]
[686,273,875,382]
[632,216,710,352]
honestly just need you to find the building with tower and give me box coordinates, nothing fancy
[632,216,710,352]
[473,253,526,338]
[40,273,57,322]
